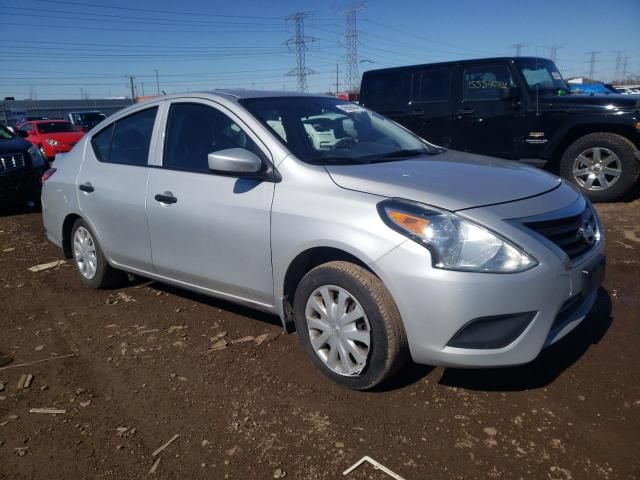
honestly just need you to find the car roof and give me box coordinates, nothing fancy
[153,90,331,103]
[362,56,553,74]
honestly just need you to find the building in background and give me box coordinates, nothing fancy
[0,98,133,127]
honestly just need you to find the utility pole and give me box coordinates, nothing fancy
[154,70,160,95]
[285,12,316,92]
[343,3,365,93]
[335,64,340,93]
[510,43,527,56]
[127,75,136,102]
[586,51,600,80]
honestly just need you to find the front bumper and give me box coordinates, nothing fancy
[370,188,606,368]
[0,168,44,200]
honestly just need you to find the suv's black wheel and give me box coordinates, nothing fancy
[70,218,123,289]
[293,261,407,390]
[559,133,640,202]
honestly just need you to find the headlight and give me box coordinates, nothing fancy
[28,146,45,167]
[45,139,59,146]
[378,200,537,273]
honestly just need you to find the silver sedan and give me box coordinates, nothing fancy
[41,91,605,389]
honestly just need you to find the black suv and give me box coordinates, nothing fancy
[360,57,640,201]
[0,124,48,205]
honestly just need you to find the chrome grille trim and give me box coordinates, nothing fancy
[0,152,26,174]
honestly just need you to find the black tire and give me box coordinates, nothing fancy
[559,132,640,202]
[70,218,123,289]
[293,261,407,390]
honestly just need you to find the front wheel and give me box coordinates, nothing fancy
[293,261,407,390]
[559,133,640,202]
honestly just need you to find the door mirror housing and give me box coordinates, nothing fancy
[500,86,521,101]
[16,129,29,138]
[207,148,263,175]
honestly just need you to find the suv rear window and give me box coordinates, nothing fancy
[90,107,157,166]
[411,69,451,103]
[361,70,409,109]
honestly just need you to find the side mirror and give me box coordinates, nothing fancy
[16,129,29,138]
[500,86,520,101]
[207,148,262,175]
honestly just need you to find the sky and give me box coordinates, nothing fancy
[1,0,639,100]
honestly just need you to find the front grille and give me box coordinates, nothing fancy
[0,152,26,174]
[524,207,598,261]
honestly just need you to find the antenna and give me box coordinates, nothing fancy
[285,12,316,92]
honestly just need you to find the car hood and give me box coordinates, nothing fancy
[42,132,84,143]
[0,136,31,154]
[325,150,561,211]
[547,93,639,111]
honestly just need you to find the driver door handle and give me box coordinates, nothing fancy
[79,182,94,193]
[154,193,178,205]
[411,109,425,116]
[457,108,475,116]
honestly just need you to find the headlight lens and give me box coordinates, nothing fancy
[28,146,45,167]
[45,139,59,146]
[378,200,537,273]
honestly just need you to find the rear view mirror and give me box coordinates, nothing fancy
[500,86,520,101]
[207,148,262,175]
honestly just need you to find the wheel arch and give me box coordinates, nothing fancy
[281,246,375,333]
[61,213,83,259]
[545,123,640,173]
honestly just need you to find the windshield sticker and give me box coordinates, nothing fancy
[336,103,365,113]
[551,71,562,80]
[468,80,507,89]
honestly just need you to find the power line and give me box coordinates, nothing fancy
[285,12,316,92]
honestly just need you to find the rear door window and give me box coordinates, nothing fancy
[411,68,451,103]
[90,107,158,166]
[462,65,514,101]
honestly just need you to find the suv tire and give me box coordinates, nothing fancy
[293,261,407,390]
[560,132,640,202]
[70,218,123,289]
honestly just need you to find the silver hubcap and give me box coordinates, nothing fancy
[572,147,622,191]
[73,226,98,279]
[305,285,371,377]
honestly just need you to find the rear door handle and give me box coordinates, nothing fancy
[411,109,425,116]
[154,192,178,205]
[79,182,94,193]
[457,108,475,116]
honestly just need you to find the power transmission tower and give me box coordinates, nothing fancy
[343,3,365,93]
[126,75,136,101]
[335,64,340,94]
[621,56,629,83]
[586,51,600,80]
[285,12,316,92]
[545,44,564,62]
[154,69,160,95]
[510,43,527,56]
[613,50,624,82]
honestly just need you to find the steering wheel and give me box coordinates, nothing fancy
[334,137,357,150]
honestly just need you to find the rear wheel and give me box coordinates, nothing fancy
[71,219,123,289]
[293,261,407,390]
[559,133,640,202]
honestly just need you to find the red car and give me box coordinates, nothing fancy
[18,120,84,161]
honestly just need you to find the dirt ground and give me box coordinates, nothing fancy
[0,199,639,480]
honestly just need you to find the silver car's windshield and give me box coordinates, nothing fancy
[240,97,443,165]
